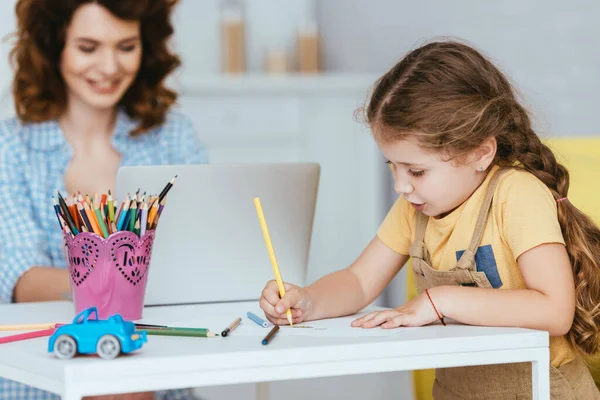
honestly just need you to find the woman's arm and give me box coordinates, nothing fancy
[14,268,70,302]
[0,127,59,303]
[166,112,208,165]
[304,236,409,320]
[433,242,575,335]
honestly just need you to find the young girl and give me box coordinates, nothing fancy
[0,0,204,399]
[260,40,600,399]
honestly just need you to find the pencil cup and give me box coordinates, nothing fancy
[64,230,156,320]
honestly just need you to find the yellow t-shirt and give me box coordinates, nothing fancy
[377,166,575,367]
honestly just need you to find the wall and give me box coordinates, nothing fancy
[317,0,600,136]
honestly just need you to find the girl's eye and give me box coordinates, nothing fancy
[409,170,425,177]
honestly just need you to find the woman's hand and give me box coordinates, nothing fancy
[259,280,311,325]
[351,291,441,328]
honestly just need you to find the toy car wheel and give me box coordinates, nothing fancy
[54,335,77,359]
[96,335,121,359]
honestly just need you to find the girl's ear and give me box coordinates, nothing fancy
[473,136,497,171]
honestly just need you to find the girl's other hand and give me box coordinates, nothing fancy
[351,291,440,328]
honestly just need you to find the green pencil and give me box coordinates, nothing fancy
[94,207,109,238]
[139,328,217,338]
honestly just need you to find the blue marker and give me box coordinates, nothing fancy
[247,311,270,328]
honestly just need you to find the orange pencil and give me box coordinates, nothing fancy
[67,203,79,229]
[151,197,167,230]
[147,199,159,230]
[83,202,102,236]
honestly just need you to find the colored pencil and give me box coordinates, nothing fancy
[52,197,62,227]
[84,202,103,236]
[151,198,167,229]
[261,325,280,345]
[134,323,168,329]
[141,328,216,338]
[107,190,115,223]
[147,200,159,230]
[116,199,130,230]
[128,199,136,232]
[0,323,59,332]
[140,201,149,237]
[52,176,175,239]
[93,200,109,238]
[77,203,94,232]
[0,328,56,344]
[157,175,177,204]
[254,197,293,326]
[57,191,79,235]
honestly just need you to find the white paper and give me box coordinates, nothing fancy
[139,309,416,338]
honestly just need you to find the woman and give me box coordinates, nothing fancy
[0,1,206,399]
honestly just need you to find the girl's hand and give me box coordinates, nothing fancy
[259,280,311,325]
[351,291,441,328]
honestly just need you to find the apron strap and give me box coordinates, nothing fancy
[408,210,430,261]
[456,168,509,271]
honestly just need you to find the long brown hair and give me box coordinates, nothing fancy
[366,40,600,356]
[10,0,181,135]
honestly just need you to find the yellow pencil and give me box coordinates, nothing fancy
[0,323,59,331]
[253,197,293,326]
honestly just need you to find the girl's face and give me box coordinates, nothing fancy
[377,135,494,218]
[60,4,142,111]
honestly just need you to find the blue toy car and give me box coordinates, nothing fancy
[48,307,147,360]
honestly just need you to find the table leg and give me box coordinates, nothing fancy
[256,382,270,400]
[531,349,550,400]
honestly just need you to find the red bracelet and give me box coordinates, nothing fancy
[425,288,446,326]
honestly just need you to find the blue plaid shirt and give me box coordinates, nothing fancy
[0,109,207,400]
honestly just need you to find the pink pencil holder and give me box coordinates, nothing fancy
[64,230,156,320]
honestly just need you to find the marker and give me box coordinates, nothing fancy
[247,312,270,328]
[221,317,242,337]
[261,325,280,345]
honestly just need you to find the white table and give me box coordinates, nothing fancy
[0,301,549,400]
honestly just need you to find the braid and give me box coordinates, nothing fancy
[503,103,600,356]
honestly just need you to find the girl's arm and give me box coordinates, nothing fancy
[304,236,409,320]
[433,242,575,335]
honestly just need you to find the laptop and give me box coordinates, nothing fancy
[115,163,320,306]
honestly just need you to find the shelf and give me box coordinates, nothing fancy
[172,73,378,96]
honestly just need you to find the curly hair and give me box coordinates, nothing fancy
[365,40,600,357]
[10,0,181,135]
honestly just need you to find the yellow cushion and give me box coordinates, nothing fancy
[546,137,600,387]
[545,138,600,223]
[408,137,600,398]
